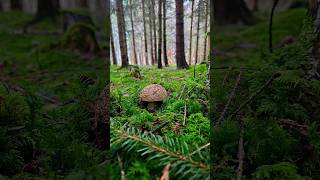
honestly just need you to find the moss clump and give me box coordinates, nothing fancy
[61,23,100,54]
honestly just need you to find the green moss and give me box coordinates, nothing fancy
[61,23,99,53]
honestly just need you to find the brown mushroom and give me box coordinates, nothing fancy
[139,84,168,112]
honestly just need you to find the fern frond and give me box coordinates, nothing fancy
[111,126,209,179]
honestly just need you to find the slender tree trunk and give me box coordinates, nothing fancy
[269,0,279,53]
[188,0,195,65]
[163,0,168,67]
[157,0,163,68]
[148,0,155,66]
[111,25,117,65]
[175,0,189,69]
[203,0,209,62]
[194,0,202,68]
[151,0,157,65]
[129,0,138,65]
[140,36,144,65]
[116,0,129,68]
[142,0,149,65]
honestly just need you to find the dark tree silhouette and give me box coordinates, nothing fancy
[37,0,60,18]
[214,0,254,25]
[157,0,163,68]
[175,0,189,69]
[116,0,129,68]
[10,0,22,10]
[163,0,169,67]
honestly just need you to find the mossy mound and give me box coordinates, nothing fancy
[61,23,100,54]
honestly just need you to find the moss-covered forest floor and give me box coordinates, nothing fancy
[1,7,320,179]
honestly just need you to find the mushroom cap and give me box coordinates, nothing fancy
[139,84,168,102]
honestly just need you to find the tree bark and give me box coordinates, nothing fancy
[93,0,110,150]
[37,0,59,18]
[79,0,88,8]
[163,0,168,67]
[253,0,259,11]
[116,0,129,68]
[214,0,254,25]
[129,0,138,65]
[203,0,209,63]
[188,0,195,65]
[157,0,163,68]
[194,0,202,68]
[142,0,149,65]
[10,0,22,10]
[151,0,157,65]
[148,0,155,66]
[175,0,189,69]
[209,0,215,177]
[111,25,117,65]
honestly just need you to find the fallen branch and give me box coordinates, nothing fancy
[0,79,75,107]
[230,72,281,119]
[222,66,233,85]
[278,119,309,132]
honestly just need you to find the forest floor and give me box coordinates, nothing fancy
[1,7,320,180]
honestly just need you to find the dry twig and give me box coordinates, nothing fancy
[230,72,281,119]
[217,69,243,126]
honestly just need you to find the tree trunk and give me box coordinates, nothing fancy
[10,0,22,10]
[148,0,155,66]
[157,0,163,68]
[194,0,202,67]
[175,0,189,69]
[163,0,168,67]
[188,0,195,65]
[203,0,209,63]
[209,0,215,176]
[93,0,110,150]
[214,0,254,25]
[37,0,59,18]
[129,0,138,65]
[151,0,157,65]
[142,0,149,65]
[79,0,88,8]
[116,0,129,68]
[111,25,117,65]
[253,0,259,11]
[23,0,59,33]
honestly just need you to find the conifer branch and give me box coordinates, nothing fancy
[188,143,210,157]
[112,127,209,169]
